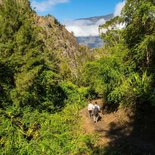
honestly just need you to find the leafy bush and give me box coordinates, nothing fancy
[0,104,95,154]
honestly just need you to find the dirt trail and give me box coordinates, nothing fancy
[80,99,133,146]
[80,99,155,154]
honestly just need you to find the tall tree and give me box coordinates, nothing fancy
[122,0,155,70]
[0,0,66,111]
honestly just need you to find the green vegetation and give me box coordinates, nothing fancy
[85,0,155,107]
[0,0,155,154]
[0,0,95,154]
[0,104,96,154]
[0,0,66,111]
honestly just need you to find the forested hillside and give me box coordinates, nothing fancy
[0,0,94,154]
[0,0,155,154]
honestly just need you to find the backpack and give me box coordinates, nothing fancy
[93,106,99,115]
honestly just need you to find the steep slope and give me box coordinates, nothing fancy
[35,15,79,78]
[35,15,93,80]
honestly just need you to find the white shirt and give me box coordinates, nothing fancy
[88,103,94,111]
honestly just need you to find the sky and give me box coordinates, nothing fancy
[31,0,125,22]
[31,0,125,37]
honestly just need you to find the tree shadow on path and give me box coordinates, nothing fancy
[92,104,155,155]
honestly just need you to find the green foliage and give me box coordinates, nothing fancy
[61,81,79,102]
[60,81,90,106]
[1,0,155,154]
[0,0,66,111]
[0,0,97,154]
[0,2,95,153]
[85,0,155,107]
[129,72,153,102]
[0,104,95,154]
[121,0,155,69]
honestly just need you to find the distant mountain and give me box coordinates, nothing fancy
[76,13,113,48]
[77,14,113,23]
[70,14,114,48]
[77,36,103,48]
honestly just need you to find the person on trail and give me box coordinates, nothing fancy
[93,102,100,123]
[88,101,94,117]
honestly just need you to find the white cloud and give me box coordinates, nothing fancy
[114,1,125,17]
[31,0,69,12]
[64,1,126,37]
[64,19,106,37]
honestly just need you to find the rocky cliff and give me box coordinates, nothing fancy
[35,15,92,80]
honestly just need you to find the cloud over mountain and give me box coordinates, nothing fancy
[64,18,106,37]
[64,0,126,37]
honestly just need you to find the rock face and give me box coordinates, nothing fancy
[35,15,90,79]
[35,15,79,52]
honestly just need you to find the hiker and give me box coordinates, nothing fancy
[88,101,94,117]
[93,102,100,123]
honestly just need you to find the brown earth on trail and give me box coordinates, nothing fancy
[80,99,155,155]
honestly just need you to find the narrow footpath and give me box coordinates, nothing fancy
[79,99,155,154]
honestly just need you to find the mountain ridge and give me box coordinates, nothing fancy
[77,13,113,22]
[75,13,114,48]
